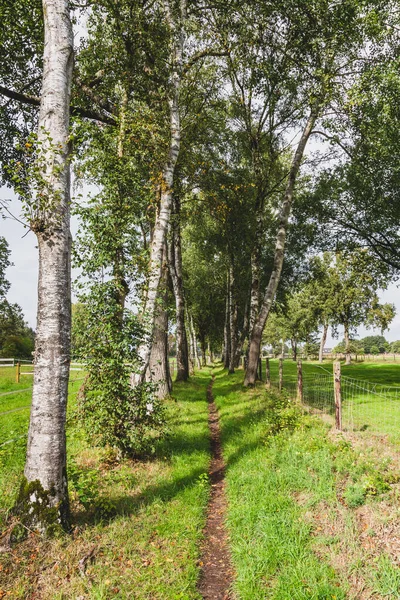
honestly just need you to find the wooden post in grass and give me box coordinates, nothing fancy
[279,358,283,392]
[333,361,342,430]
[265,357,271,390]
[258,357,262,381]
[16,361,21,383]
[297,360,303,404]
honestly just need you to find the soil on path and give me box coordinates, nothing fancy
[198,375,234,600]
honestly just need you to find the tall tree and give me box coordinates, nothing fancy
[15,0,74,532]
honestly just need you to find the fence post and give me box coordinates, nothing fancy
[16,361,21,383]
[258,357,262,381]
[297,360,303,404]
[333,361,342,430]
[265,357,270,390]
[279,357,283,392]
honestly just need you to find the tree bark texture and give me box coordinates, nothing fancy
[344,322,351,365]
[168,198,189,381]
[17,0,73,532]
[234,302,249,368]
[223,283,230,368]
[244,107,319,386]
[131,1,184,386]
[319,322,328,363]
[148,250,171,399]
[228,265,238,374]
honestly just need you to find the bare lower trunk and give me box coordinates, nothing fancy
[200,334,207,367]
[223,285,230,368]
[131,3,184,385]
[319,323,328,363]
[249,244,260,335]
[15,0,73,533]
[186,309,195,374]
[344,323,351,365]
[168,200,189,381]
[234,301,249,368]
[148,257,171,399]
[228,265,237,374]
[291,339,297,361]
[244,106,319,386]
[191,316,201,369]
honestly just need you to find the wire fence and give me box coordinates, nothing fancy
[268,360,400,438]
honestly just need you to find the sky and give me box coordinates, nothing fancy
[2,186,400,347]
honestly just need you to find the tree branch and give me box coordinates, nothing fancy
[0,85,117,126]
[182,49,228,77]
[311,130,353,158]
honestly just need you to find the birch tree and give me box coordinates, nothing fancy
[14,0,74,532]
[131,0,185,386]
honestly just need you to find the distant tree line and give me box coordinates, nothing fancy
[0,237,34,359]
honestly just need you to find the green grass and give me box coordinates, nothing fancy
[266,359,400,441]
[213,366,400,599]
[0,369,86,528]
[2,365,400,598]
[0,370,212,599]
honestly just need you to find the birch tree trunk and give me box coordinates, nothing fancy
[291,339,297,361]
[190,314,201,369]
[168,198,189,381]
[244,106,319,386]
[15,0,73,533]
[147,244,171,399]
[223,278,230,369]
[319,322,328,363]
[200,334,207,367]
[234,302,249,368]
[228,264,238,374]
[344,322,351,365]
[131,0,184,386]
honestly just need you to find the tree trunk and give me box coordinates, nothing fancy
[249,243,261,335]
[148,253,171,399]
[200,334,207,367]
[228,264,237,374]
[131,2,184,386]
[223,285,230,369]
[319,322,328,363]
[244,106,319,386]
[15,0,73,533]
[186,309,195,374]
[234,301,249,368]
[344,323,351,365]
[168,198,189,381]
[291,339,297,361]
[191,316,201,369]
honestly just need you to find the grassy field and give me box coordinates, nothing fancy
[0,368,86,529]
[213,366,400,599]
[2,365,400,598]
[0,371,211,599]
[266,359,400,441]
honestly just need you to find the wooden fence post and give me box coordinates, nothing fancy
[297,359,303,404]
[258,357,262,381]
[279,357,283,392]
[265,357,270,389]
[333,361,342,430]
[16,361,21,383]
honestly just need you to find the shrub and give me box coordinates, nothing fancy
[264,390,302,438]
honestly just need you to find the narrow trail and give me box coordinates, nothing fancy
[198,374,234,600]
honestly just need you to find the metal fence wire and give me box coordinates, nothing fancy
[269,361,400,436]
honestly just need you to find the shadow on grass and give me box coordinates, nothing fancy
[72,375,211,528]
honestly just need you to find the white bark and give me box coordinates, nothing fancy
[319,322,328,363]
[19,0,73,530]
[244,106,319,386]
[131,0,184,386]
